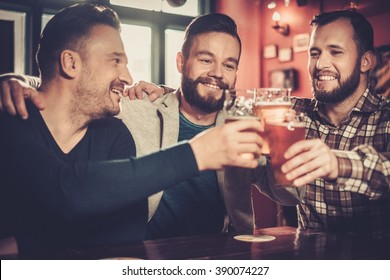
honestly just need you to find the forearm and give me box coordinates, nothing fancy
[333,145,390,199]
[59,142,198,218]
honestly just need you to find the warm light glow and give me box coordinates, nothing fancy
[271,11,289,36]
[267,1,276,9]
[272,11,281,22]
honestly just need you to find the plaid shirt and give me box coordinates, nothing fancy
[289,88,390,239]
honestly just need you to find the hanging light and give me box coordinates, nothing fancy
[272,11,290,36]
[267,1,276,9]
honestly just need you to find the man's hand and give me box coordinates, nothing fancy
[0,78,44,119]
[189,120,263,171]
[281,139,339,187]
[123,80,167,101]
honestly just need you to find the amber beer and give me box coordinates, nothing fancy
[253,101,292,154]
[225,116,260,160]
[266,121,306,186]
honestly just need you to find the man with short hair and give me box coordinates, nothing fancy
[0,3,262,254]
[256,10,390,239]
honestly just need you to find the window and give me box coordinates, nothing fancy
[0,0,211,86]
[121,24,152,83]
[41,13,53,31]
[0,9,26,74]
[165,29,185,88]
[111,0,200,17]
[111,0,206,85]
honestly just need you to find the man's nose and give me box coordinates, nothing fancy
[316,53,331,69]
[209,63,223,78]
[119,66,133,86]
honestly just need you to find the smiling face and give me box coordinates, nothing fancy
[177,32,240,113]
[308,18,362,103]
[74,24,133,119]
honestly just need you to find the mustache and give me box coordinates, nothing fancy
[194,77,229,90]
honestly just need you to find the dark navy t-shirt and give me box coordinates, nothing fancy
[146,112,226,239]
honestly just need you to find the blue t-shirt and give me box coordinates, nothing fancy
[146,112,226,239]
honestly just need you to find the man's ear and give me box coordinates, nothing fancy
[360,50,375,74]
[176,52,184,74]
[60,50,81,78]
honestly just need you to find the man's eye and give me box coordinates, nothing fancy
[200,59,212,63]
[224,64,236,71]
[310,52,319,58]
[112,58,121,64]
[331,50,343,56]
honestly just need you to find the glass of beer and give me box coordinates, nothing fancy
[224,89,276,243]
[267,117,306,186]
[223,89,260,160]
[252,88,292,154]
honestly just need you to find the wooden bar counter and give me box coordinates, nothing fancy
[4,226,389,260]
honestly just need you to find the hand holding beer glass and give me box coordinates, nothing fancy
[253,88,306,186]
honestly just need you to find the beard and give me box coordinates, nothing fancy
[313,59,361,104]
[181,72,230,114]
[74,68,119,121]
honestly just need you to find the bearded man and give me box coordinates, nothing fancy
[255,10,390,239]
[137,13,252,239]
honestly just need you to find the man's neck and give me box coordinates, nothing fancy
[323,82,368,126]
[38,83,89,153]
[179,94,218,126]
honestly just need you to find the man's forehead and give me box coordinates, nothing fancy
[190,32,240,55]
[313,18,353,35]
[310,18,354,44]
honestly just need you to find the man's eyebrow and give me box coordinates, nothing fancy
[111,52,127,58]
[309,46,320,52]
[327,44,344,50]
[310,45,344,52]
[196,50,239,65]
[226,57,239,65]
[108,52,128,63]
[195,50,214,57]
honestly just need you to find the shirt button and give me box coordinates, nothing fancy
[332,211,337,216]
[329,185,334,190]
[332,129,338,135]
